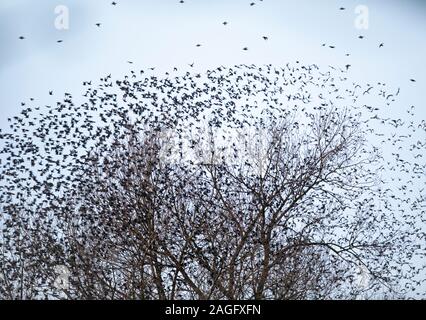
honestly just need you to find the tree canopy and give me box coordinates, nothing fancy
[0,64,425,299]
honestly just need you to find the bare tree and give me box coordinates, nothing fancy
[1,64,424,300]
[50,110,414,299]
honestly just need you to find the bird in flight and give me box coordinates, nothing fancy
[340,7,346,10]
[19,36,25,40]
[379,43,384,48]
[57,40,63,43]
[410,79,416,82]
[243,47,248,51]
[96,23,102,27]
[196,44,202,47]
[223,21,228,26]
[358,35,365,39]
[263,36,269,41]
[111,1,117,5]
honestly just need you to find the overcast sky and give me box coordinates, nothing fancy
[0,0,425,296]
[0,0,425,132]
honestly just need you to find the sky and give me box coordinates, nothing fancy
[0,0,425,297]
[0,0,425,133]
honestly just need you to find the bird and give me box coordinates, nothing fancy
[111,1,117,5]
[243,47,248,51]
[410,79,416,82]
[250,2,255,6]
[49,91,53,95]
[358,35,365,39]
[379,43,384,48]
[196,44,202,47]
[96,23,102,27]
[339,7,346,10]
[363,87,373,95]
[223,21,228,26]
[57,40,63,43]
[19,36,25,40]
[262,36,269,41]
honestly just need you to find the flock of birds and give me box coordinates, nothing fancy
[16,0,418,86]
[1,61,425,296]
[1,61,423,198]
[17,0,417,83]
[2,0,425,297]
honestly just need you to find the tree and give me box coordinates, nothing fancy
[1,64,424,299]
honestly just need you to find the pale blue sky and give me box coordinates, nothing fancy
[0,0,425,133]
[0,0,425,297]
